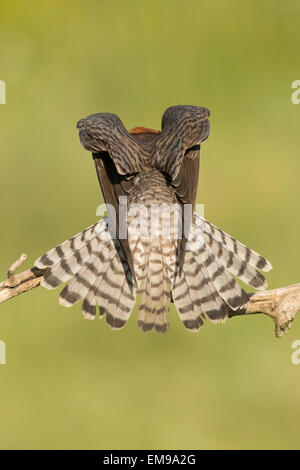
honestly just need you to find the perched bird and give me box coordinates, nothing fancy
[35,105,272,333]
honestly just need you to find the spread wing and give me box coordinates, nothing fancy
[77,113,144,283]
[154,105,210,180]
[171,146,201,271]
[171,144,200,210]
[92,151,136,282]
[154,105,210,269]
[77,112,147,174]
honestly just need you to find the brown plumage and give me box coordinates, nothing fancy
[35,105,272,333]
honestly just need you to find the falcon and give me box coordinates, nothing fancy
[35,105,272,333]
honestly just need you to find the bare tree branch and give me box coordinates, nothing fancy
[229,284,300,338]
[0,254,47,304]
[0,254,299,337]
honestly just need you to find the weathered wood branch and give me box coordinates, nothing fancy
[0,254,299,337]
[0,254,47,304]
[229,284,300,338]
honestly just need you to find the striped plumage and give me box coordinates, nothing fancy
[35,105,272,333]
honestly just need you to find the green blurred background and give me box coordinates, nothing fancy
[0,0,299,450]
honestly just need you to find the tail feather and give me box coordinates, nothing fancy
[82,239,137,327]
[174,250,228,329]
[41,235,110,290]
[138,244,171,333]
[196,261,229,323]
[153,246,171,333]
[102,253,136,329]
[138,251,156,332]
[194,245,249,310]
[59,241,116,307]
[35,221,106,269]
[198,215,272,272]
[35,213,272,334]
[173,216,272,330]
[204,231,268,290]
[172,268,205,332]
[82,295,97,320]
[80,246,119,320]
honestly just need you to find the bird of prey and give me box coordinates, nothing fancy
[35,105,272,333]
